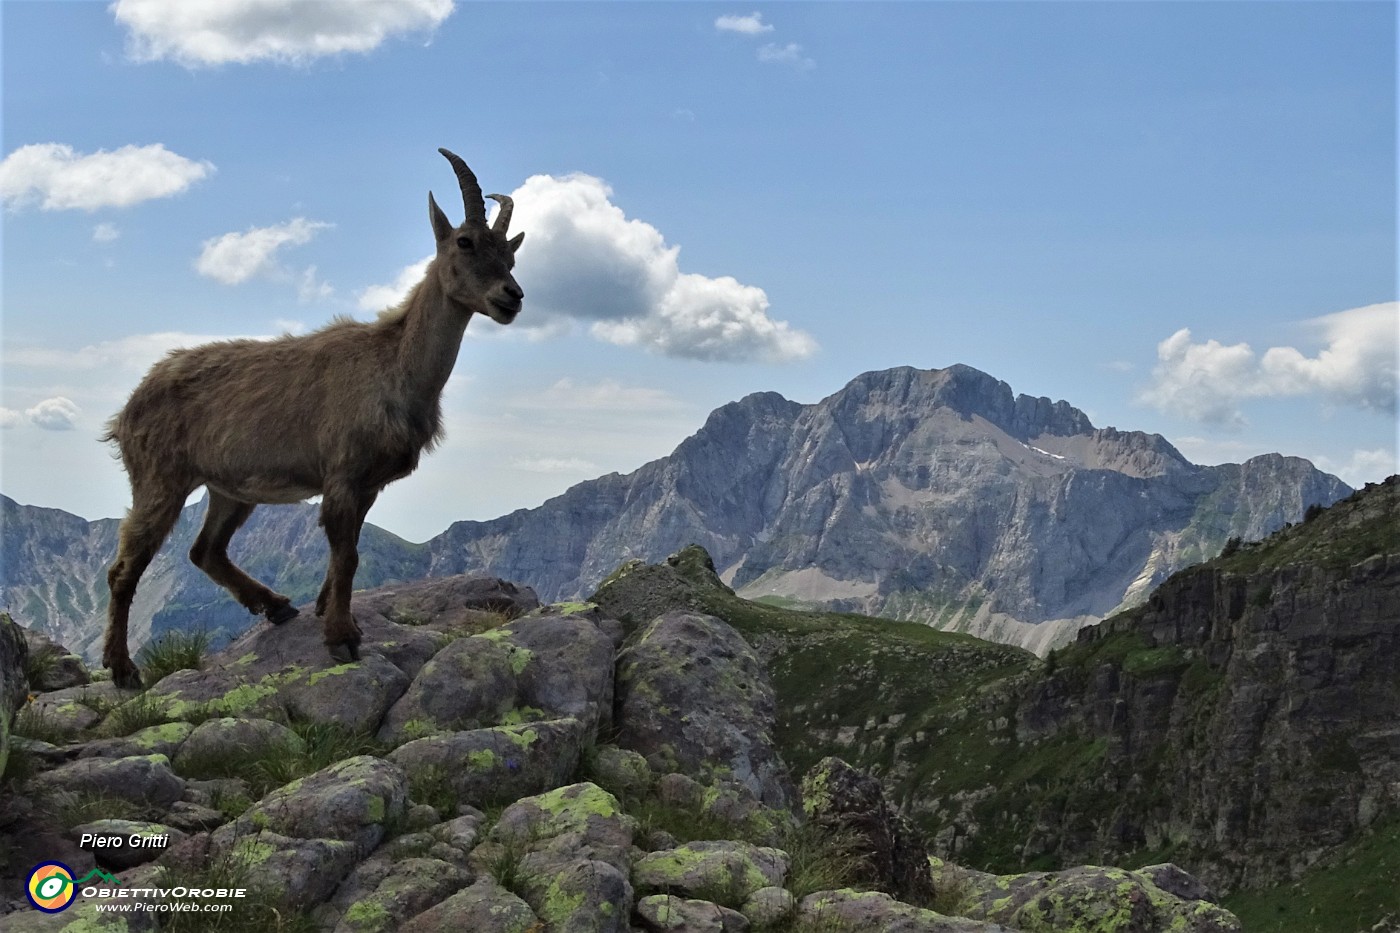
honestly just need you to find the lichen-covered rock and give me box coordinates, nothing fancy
[78,720,195,760]
[801,756,935,904]
[591,744,654,801]
[353,574,541,637]
[19,625,90,691]
[943,863,1242,932]
[323,856,472,933]
[216,828,362,910]
[796,889,1006,932]
[653,772,794,847]
[26,681,135,735]
[69,819,187,870]
[378,613,616,744]
[172,716,304,773]
[37,753,185,808]
[1,612,29,779]
[741,886,796,926]
[489,612,617,734]
[377,636,518,743]
[389,717,586,808]
[615,610,793,809]
[215,755,406,854]
[400,876,540,932]
[636,894,750,931]
[281,655,410,733]
[633,841,788,909]
[474,782,635,932]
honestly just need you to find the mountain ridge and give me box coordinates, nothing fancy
[0,363,1350,661]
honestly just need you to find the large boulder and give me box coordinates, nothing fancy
[615,611,793,809]
[801,756,936,905]
[1,612,28,779]
[18,624,90,691]
[933,862,1242,932]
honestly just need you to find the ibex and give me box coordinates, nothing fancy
[101,149,524,688]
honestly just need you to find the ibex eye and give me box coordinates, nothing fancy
[456,236,472,249]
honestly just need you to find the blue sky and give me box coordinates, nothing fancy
[2,1,1395,542]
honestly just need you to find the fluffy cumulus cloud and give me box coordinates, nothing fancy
[1139,302,1399,427]
[5,331,243,374]
[111,0,456,67]
[505,173,817,362]
[0,408,21,429]
[196,218,332,285]
[1312,448,1400,488]
[358,256,432,312]
[25,397,81,431]
[0,143,213,212]
[715,12,773,35]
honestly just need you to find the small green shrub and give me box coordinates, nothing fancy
[137,629,211,686]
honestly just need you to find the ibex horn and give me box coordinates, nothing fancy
[487,194,513,235]
[438,148,485,225]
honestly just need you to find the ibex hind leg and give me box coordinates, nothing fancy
[105,489,186,689]
[190,491,298,624]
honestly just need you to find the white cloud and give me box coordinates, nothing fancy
[26,397,81,431]
[0,143,213,212]
[93,222,121,243]
[5,331,252,374]
[196,217,332,285]
[358,256,432,312]
[511,378,688,415]
[111,0,456,67]
[758,42,814,70]
[506,173,817,362]
[715,12,773,35]
[0,408,21,429]
[1311,447,1399,488]
[297,266,334,303]
[511,456,601,475]
[1139,302,1399,426]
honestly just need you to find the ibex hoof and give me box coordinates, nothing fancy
[327,641,360,664]
[266,603,299,625]
[110,663,144,691]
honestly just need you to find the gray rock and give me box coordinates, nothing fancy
[944,864,1241,932]
[474,782,635,931]
[213,828,361,910]
[399,876,540,932]
[616,611,793,810]
[216,755,406,854]
[324,856,472,933]
[377,636,518,743]
[78,720,195,760]
[800,756,935,905]
[281,654,411,734]
[633,841,788,909]
[389,718,586,809]
[173,716,304,773]
[19,625,90,691]
[636,894,750,931]
[740,886,796,926]
[26,682,135,735]
[2,612,28,780]
[796,889,1006,932]
[38,753,185,808]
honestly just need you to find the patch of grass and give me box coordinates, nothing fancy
[178,720,388,798]
[22,645,61,691]
[1223,814,1400,933]
[781,822,866,901]
[137,629,211,686]
[11,705,78,745]
[48,790,149,828]
[154,851,321,932]
[630,796,739,849]
[407,763,462,817]
[98,690,174,737]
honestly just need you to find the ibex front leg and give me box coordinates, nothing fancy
[316,483,377,663]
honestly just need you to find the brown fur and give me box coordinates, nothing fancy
[100,151,524,688]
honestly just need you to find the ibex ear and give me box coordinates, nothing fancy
[508,232,525,253]
[429,191,454,243]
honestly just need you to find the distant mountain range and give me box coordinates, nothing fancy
[0,364,1350,661]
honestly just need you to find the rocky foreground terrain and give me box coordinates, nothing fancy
[0,574,1239,931]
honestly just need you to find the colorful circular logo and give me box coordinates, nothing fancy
[27,862,77,913]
